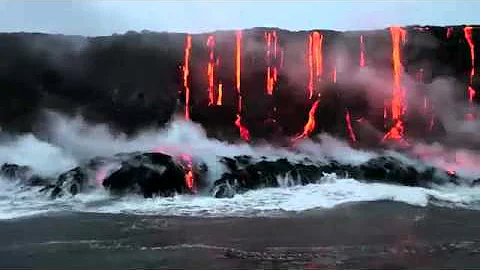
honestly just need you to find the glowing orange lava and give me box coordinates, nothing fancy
[384,26,407,141]
[464,26,476,106]
[183,35,192,120]
[345,109,357,143]
[235,114,251,142]
[295,99,320,140]
[307,31,323,99]
[235,30,251,142]
[180,154,195,192]
[216,83,223,106]
[265,31,279,95]
[207,35,216,106]
[360,34,366,67]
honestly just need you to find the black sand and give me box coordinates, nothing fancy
[0,201,479,269]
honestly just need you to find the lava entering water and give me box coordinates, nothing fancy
[464,26,476,113]
[360,34,366,67]
[295,99,320,140]
[265,31,279,95]
[207,35,216,106]
[384,26,407,142]
[234,30,251,142]
[307,31,323,99]
[183,35,192,120]
[180,154,195,192]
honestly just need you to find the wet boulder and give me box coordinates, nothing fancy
[1,163,32,181]
[49,166,89,198]
[212,156,334,198]
[1,163,52,186]
[358,155,456,186]
[102,152,188,197]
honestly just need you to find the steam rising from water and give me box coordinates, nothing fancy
[1,112,480,219]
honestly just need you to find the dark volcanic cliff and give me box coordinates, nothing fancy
[0,26,478,146]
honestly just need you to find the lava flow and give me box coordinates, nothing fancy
[295,99,320,140]
[180,154,195,192]
[265,31,279,95]
[216,82,223,106]
[307,31,323,99]
[234,30,251,142]
[464,26,476,108]
[383,26,407,142]
[183,35,192,120]
[360,34,366,67]
[345,109,357,143]
[207,35,216,106]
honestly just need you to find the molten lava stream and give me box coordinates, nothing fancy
[360,34,366,67]
[265,31,279,95]
[294,99,320,141]
[383,26,407,142]
[234,30,251,142]
[306,31,323,99]
[216,83,223,106]
[345,109,357,143]
[464,26,476,118]
[183,35,192,120]
[180,154,195,192]
[207,35,216,106]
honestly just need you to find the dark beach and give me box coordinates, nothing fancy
[0,201,479,269]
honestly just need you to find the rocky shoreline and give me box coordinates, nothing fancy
[1,148,473,200]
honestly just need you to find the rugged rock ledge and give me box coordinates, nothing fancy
[0,149,467,199]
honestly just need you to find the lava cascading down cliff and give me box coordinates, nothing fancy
[177,26,478,147]
[0,26,478,147]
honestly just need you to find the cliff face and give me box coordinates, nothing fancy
[0,26,478,145]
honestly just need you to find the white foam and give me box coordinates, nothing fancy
[2,175,480,220]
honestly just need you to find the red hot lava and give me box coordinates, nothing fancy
[265,31,279,95]
[234,30,251,142]
[464,26,476,111]
[360,34,366,67]
[183,35,192,120]
[307,31,323,99]
[383,26,407,142]
[216,82,223,106]
[295,99,320,140]
[180,154,195,192]
[207,35,216,106]
[345,109,357,143]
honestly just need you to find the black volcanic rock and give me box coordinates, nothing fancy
[1,163,32,181]
[50,167,89,198]
[102,152,188,197]
[211,154,462,198]
[1,163,52,187]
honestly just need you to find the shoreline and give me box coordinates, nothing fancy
[1,201,480,269]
